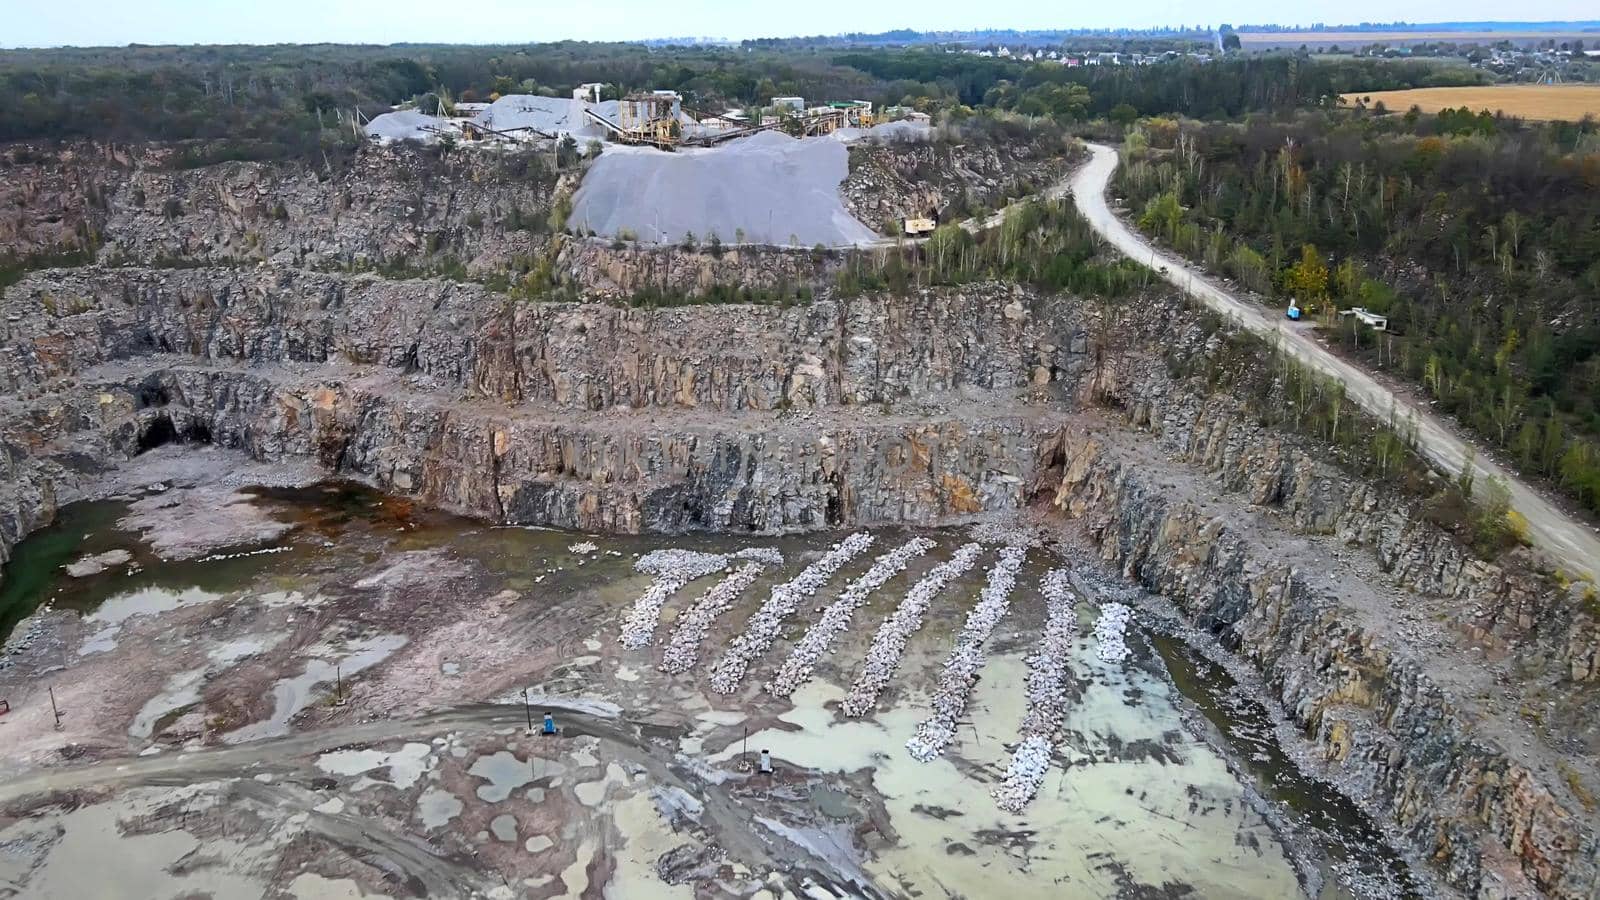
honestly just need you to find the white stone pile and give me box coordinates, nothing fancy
[1093,602,1134,663]
[635,549,734,579]
[708,532,874,694]
[994,568,1079,812]
[765,537,935,698]
[841,543,982,718]
[905,546,1026,761]
[732,547,785,566]
[568,541,599,555]
[659,562,766,674]
[621,549,745,649]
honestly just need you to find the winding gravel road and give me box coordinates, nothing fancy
[1070,142,1599,580]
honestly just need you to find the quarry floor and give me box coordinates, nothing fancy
[0,446,1428,899]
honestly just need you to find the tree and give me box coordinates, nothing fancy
[1109,103,1138,127]
[1222,33,1242,52]
[1282,244,1329,303]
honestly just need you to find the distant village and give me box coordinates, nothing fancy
[954,45,1219,66]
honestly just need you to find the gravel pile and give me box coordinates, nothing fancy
[708,532,874,693]
[905,546,1026,761]
[994,568,1079,812]
[732,547,785,566]
[765,537,934,698]
[1093,602,1134,663]
[841,543,982,717]
[621,549,745,649]
[635,549,735,579]
[659,562,766,674]
[568,541,598,555]
[364,110,456,144]
[568,131,880,247]
[474,95,621,141]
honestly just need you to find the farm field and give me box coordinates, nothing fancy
[1338,84,1600,120]
[1241,29,1599,48]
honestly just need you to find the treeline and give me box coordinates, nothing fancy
[834,52,1485,118]
[1114,110,1600,514]
[834,198,1147,298]
[0,42,885,146]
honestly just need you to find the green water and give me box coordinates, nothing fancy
[1155,633,1420,898]
[0,482,416,647]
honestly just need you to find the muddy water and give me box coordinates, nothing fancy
[0,483,1412,898]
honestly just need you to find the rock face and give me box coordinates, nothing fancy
[841,138,1074,229]
[1,142,558,274]
[1047,312,1599,899]
[0,267,1082,550]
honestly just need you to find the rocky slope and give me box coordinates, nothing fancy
[1,142,558,273]
[2,143,1596,898]
[842,137,1073,229]
[1048,309,1599,898]
[0,267,1082,564]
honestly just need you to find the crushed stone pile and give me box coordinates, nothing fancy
[474,95,620,140]
[906,546,1026,761]
[994,568,1080,812]
[842,543,983,717]
[765,537,934,698]
[365,110,457,144]
[568,131,880,247]
[708,532,873,693]
[659,563,767,675]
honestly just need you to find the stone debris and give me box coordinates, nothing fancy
[994,568,1079,812]
[569,131,880,247]
[905,546,1026,761]
[1093,602,1134,663]
[659,563,766,674]
[765,537,935,698]
[709,532,874,693]
[620,577,691,650]
[634,549,731,579]
[568,541,599,555]
[623,547,786,649]
[64,549,133,578]
[732,547,785,567]
[842,543,983,717]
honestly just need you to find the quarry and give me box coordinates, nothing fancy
[0,116,1596,900]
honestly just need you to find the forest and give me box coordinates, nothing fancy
[0,42,1486,147]
[1113,110,1600,515]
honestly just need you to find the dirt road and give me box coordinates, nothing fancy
[1070,142,1600,581]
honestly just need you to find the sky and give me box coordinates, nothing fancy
[2,0,1597,47]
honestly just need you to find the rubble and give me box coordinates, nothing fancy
[659,563,765,674]
[765,537,934,698]
[1092,603,1133,664]
[905,546,1025,761]
[842,543,982,717]
[994,568,1078,812]
[708,533,873,693]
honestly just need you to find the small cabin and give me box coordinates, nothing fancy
[1339,307,1390,332]
[903,216,937,236]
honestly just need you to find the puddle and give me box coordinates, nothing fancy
[316,743,434,789]
[223,634,409,744]
[415,787,464,830]
[468,751,535,802]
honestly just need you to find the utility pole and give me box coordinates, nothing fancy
[335,665,344,705]
[523,688,534,734]
[49,686,62,729]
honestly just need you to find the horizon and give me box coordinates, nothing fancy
[5,4,1599,51]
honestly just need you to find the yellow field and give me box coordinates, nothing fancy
[1239,30,1596,46]
[1337,85,1600,121]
